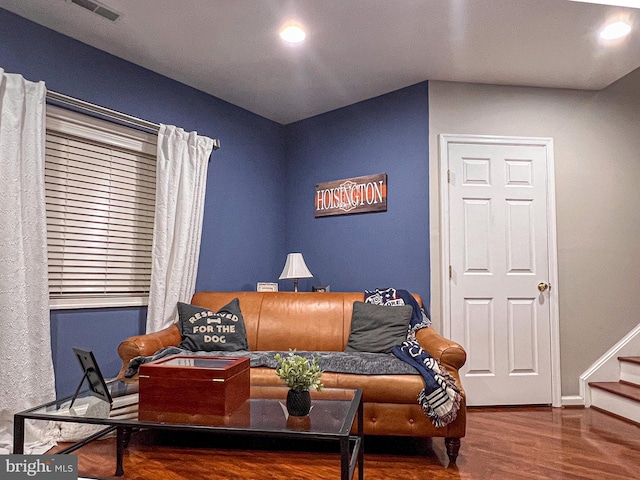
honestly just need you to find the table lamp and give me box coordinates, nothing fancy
[279,253,313,292]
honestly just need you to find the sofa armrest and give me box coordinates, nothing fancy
[116,323,182,377]
[415,327,467,373]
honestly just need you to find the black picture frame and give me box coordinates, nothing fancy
[71,347,112,407]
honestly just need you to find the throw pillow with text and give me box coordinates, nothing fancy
[177,298,248,352]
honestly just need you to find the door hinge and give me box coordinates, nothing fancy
[449,265,452,278]
[447,170,451,183]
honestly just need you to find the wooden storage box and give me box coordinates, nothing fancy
[138,401,251,428]
[138,355,250,419]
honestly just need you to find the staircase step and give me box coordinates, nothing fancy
[618,356,640,365]
[589,381,640,401]
[589,381,640,425]
[619,357,640,386]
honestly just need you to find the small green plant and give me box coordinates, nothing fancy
[274,350,324,392]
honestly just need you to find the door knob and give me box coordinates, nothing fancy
[537,282,549,292]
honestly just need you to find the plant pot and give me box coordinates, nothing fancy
[286,389,311,416]
[286,414,311,431]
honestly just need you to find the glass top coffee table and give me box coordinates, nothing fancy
[14,383,363,480]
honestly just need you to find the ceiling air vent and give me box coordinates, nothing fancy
[68,0,121,22]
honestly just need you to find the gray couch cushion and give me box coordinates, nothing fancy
[345,301,412,353]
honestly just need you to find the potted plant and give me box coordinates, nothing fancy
[274,350,323,416]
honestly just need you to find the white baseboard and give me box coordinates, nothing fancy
[561,395,585,407]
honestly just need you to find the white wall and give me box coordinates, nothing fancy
[429,68,640,397]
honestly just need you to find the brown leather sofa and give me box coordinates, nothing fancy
[117,291,467,463]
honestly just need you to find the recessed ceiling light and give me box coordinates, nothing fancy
[280,24,306,44]
[600,20,632,39]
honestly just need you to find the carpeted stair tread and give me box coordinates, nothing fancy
[618,356,640,365]
[589,381,640,402]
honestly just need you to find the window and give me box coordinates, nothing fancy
[45,106,157,309]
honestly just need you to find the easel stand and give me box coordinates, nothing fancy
[69,368,94,410]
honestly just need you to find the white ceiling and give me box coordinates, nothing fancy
[1,0,640,124]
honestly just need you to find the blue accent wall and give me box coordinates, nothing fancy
[0,8,286,396]
[0,8,431,398]
[283,84,431,303]
[49,308,147,396]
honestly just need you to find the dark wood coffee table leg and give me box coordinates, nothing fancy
[115,426,131,476]
[13,414,25,454]
[357,397,364,479]
[341,395,364,480]
[122,426,132,448]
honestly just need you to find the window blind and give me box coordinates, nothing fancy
[45,106,157,309]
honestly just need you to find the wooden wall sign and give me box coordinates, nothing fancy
[315,173,387,217]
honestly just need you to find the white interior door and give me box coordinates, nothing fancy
[441,135,559,406]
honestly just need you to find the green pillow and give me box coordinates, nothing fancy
[177,298,248,352]
[345,301,412,353]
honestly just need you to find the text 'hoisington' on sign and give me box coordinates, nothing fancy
[315,173,387,217]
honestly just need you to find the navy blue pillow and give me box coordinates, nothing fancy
[177,298,248,352]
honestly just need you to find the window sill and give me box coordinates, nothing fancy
[49,296,149,310]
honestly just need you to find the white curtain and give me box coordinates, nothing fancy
[0,70,57,454]
[146,125,215,333]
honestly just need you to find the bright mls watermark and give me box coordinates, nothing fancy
[2,455,77,479]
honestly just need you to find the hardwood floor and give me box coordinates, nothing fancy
[51,406,640,479]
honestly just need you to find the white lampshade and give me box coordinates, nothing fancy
[279,253,313,292]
